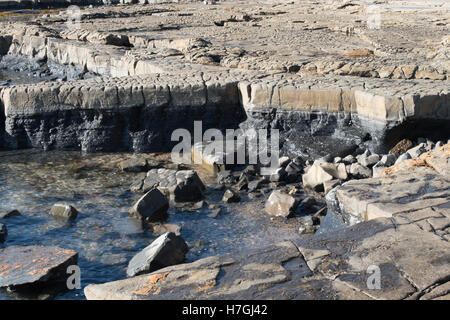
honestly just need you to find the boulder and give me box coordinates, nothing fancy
[302,162,347,190]
[0,223,7,243]
[0,246,78,289]
[265,190,298,218]
[172,170,206,202]
[126,232,188,277]
[349,163,372,179]
[407,143,427,158]
[358,154,380,168]
[0,210,21,219]
[141,169,205,202]
[342,155,356,164]
[394,152,412,165]
[129,189,169,222]
[389,139,413,156]
[49,204,78,221]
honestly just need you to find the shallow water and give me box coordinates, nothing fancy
[0,149,307,300]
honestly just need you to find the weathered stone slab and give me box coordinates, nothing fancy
[0,246,78,289]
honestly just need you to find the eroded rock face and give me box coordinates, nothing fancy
[0,246,78,289]
[126,232,188,277]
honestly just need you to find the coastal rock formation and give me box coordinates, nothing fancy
[84,214,450,300]
[328,143,450,224]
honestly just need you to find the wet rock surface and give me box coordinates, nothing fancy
[0,245,78,289]
[84,214,450,300]
[0,0,448,301]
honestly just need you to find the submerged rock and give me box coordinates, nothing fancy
[0,209,21,219]
[265,190,298,218]
[129,189,169,222]
[126,232,188,277]
[49,204,78,221]
[119,157,149,172]
[0,223,7,243]
[0,246,78,289]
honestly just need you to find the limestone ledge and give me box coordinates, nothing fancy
[1,70,448,125]
[328,143,450,224]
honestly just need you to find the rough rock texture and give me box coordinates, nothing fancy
[265,190,297,218]
[84,216,450,300]
[328,143,450,224]
[134,168,205,202]
[0,1,448,157]
[0,245,78,289]
[127,232,188,277]
[129,188,169,222]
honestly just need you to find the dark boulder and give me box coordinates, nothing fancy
[129,188,169,222]
[126,232,188,277]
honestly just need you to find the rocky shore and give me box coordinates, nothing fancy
[0,0,449,300]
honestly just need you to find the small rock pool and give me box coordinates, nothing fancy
[0,149,308,300]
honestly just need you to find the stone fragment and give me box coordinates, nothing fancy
[49,203,78,221]
[349,163,372,178]
[129,189,169,222]
[302,163,347,190]
[324,179,341,194]
[217,170,236,185]
[222,189,240,203]
[394,152,412,165]
[407,143,427,158]
[265,190,298,218]
[248,179,263,192]
[298,216,317,234]
[389,139,413,156]
[342,155,356,164]
[126,232,188,277]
